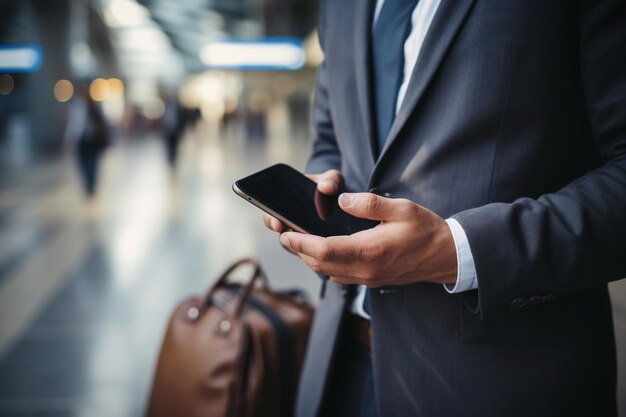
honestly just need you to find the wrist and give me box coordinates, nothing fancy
[430,221,458,285]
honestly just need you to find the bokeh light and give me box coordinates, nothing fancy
[0,74,14,95]
[142,98,165,120]
[53,79,74,102]
[107,78,125,100]
[89,78,110,101]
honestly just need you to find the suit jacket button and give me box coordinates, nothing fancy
[509,297,528,310]
[542,294,556,303]
[528,295,542,305]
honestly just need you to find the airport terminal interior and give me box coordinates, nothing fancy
[0,0,625,416]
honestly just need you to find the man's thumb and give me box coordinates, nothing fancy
[338,192,398,221]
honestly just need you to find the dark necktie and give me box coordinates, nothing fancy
[364,0,418,315]
[372,0,419,153]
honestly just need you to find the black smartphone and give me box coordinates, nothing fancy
[233,163,378,237]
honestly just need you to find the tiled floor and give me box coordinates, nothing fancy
[0,121,624,416]
[0,123,321,416]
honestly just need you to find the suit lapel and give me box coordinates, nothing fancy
[353,0,377,165]
[374,0,477,169]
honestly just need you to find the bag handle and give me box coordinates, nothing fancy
[202,258,269,317]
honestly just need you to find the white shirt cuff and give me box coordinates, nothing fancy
[443,218,478,293]
[349,285,372,320]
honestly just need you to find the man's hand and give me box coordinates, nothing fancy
[263,169,344,233]
[279,192,458,287]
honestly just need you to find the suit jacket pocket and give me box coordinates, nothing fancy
[458,286,613,345]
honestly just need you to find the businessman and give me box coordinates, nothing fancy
[265,0,626,416]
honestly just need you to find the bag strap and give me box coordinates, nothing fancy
[202,258,269,317]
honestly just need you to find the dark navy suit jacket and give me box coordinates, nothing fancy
[296,0,626,416]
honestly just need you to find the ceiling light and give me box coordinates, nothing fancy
[0,45,42,72]
[106,0,150,28]
[199,39,305,70]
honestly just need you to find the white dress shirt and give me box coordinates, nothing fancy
[350,0,478,320]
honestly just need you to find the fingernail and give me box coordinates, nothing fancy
[339,193,352,207]
[280,235,290,248]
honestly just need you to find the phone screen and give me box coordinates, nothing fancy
[234,164,378,237]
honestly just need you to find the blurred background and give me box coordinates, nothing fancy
[0,0,624,416]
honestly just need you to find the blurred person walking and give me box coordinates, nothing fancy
[162,92,186,168]
[64,83,110,197]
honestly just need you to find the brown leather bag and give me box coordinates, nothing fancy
[146,258,314,417]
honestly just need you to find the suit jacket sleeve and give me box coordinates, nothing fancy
[305,0,341,175]
[452,0,626,317]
